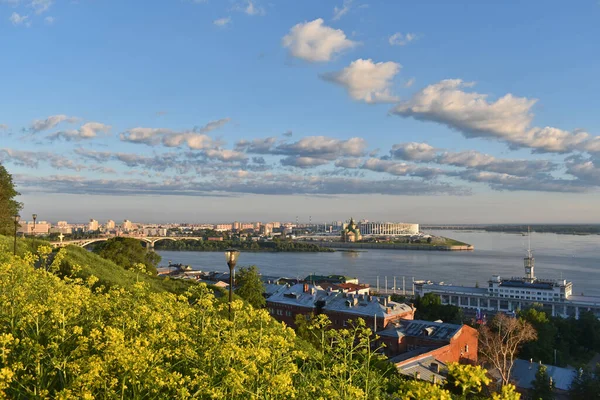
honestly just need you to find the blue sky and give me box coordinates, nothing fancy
[1,0,600,223]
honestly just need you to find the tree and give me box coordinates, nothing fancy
[492,384,521,400]
[479,313,538,386]
[531,364,555,400]
[569,365,600,399]
[446,363,491,396]
[93,237,161,275]
[518,307,557,365]
[0,163,22,236]
[234,265,266,308]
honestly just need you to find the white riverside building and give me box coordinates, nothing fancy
[358,222,419,236]
[414,249,600,319]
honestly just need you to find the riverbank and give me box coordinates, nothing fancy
[298,241,474,251]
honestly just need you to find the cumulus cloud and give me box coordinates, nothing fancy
[390,142,556,177]
[282,18,356,62]
[360,158,444,178]
[48,122,111,141]
[204,149,248,162]
[280,156,331,168]
[391,79,596,153]
[275,136,368,159]
[390,142,437,162]
[1,148,84,171]
[321,59,401,103]
[213,17,231,26]
[235,137,278,153]
[388,32,417,46]
[120,119,228,149]
[29,114,78,132]
[334,158,362,168]
[44,16,54,24]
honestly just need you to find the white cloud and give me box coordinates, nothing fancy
[120,119,229,148]
[29,114,78,132]
[390,142,556,177]
[391,79,596,153]
[334,158,362,168]
[276,136,367,159]
[49,122,111,141]
[280,156,331,168]
[0,124,8,131]
[389,32,417,46]
[204,149,247,162]
[234,0,264,16]
[9,12,29,26]
[322,59,401,103]
[30,0,51,14]
[120,127,173,145]
[404,77,415,88]
[390,142,437,161]
[282,18,357,62]
[213,17,231,27]
[361,158,443,178]
[333,0,353,21]
[44,15,53,24]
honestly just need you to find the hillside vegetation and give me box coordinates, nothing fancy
[0,236,519,399]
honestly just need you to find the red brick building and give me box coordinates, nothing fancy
[378,319,478,367]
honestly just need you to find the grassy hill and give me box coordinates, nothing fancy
[0,235,224,296]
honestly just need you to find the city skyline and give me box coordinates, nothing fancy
[2,1,600,223]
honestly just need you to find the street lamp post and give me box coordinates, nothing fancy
[32,213,37,236]
[224,248,240,321]
[13,214,20,256]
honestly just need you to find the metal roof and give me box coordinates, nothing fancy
[510,359,576,391]
[378,319,463,342]
[397,356,448,384]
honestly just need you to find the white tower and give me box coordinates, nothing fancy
[524,227,535,283]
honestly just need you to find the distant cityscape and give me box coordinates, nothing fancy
[18,217,421,240]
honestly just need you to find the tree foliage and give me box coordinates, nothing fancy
[0,163,22,236]
[569,365,600,399]
[446,363,491,396]
[413,293,464,324]
[234,265,266,309]
[530,364,555,400]
[479,313,537,386]
[92,237,161,275]
[154,238,332,252]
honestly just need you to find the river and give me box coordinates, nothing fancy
[157,230,600,296]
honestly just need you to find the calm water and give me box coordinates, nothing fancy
[158,230,600,296]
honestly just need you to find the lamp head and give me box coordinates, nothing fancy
[225,248,240,266]
[14,214,20,223]
[32,214,37,221]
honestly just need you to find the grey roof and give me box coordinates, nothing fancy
[378,319,463,342]
[265,283,328,308]
[266,284,413,318]
[420,284,488,295]
[322,293,413,319]
[397,356,448,383]
[511,359,576,391]
[264,283,285,296]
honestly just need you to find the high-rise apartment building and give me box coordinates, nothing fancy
[88,219,99,232]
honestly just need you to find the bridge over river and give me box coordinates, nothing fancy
[50,236,205,249]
